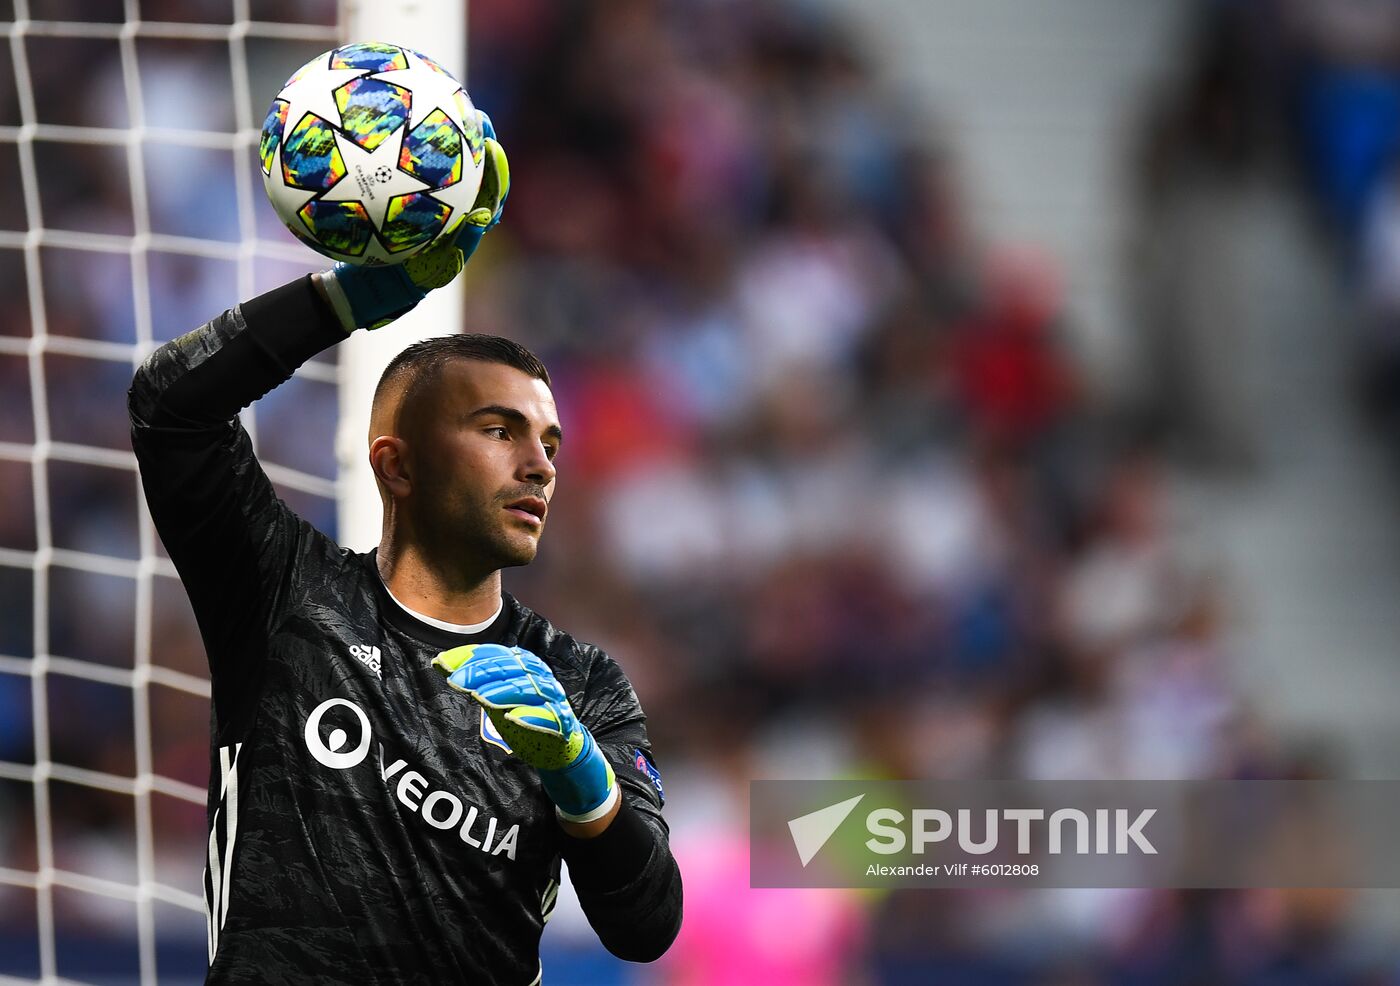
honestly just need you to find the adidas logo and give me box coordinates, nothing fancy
[349,644,382,680]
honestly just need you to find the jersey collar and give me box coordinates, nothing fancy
[366,548,515,649]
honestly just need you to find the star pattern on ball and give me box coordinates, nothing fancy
[278,61,372,131]
[320,124,431,231]
[263,43,487,265]
[372,48,467,129]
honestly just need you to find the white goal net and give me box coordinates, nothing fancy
[0,1,359,982]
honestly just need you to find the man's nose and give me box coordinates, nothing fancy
[519,441,556,485]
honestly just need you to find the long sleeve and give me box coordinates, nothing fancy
[130,276,345,428]
[560,796,684,962]
[561,645,683,962]
[128,276,346,737]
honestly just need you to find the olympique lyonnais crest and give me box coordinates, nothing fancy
[481,706,513,754]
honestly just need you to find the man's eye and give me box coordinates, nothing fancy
[486,427,509,439]
[545,445,558,460]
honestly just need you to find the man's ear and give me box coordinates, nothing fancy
[370,435,412,498]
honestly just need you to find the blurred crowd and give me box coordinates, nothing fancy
[1137,0,1400,468]
[0,0,1395,983]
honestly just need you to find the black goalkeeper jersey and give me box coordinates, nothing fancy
[127,277,682,985]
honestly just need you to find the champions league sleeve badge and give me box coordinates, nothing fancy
[633,748,664,806]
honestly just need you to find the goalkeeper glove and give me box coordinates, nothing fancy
[317,110,511,332]
[431,643,619,823]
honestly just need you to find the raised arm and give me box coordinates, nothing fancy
[128,277,348,729]
[129,121,509,716]
[128,276,345,431]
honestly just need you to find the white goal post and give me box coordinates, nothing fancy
[336,0,468,552]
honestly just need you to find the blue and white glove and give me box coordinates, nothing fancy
[317,111,510,332]
[431,643,619,824]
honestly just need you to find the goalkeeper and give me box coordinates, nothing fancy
[128,116,681,984]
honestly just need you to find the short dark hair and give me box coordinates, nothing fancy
[373,334,551,411]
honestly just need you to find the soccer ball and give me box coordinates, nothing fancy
[259,41,486,266]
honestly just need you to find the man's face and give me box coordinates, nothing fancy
[399,359,560,570]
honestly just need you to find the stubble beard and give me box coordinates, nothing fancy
[412,458,544,574]
[485,515,540,569]
[438,492,540,573]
